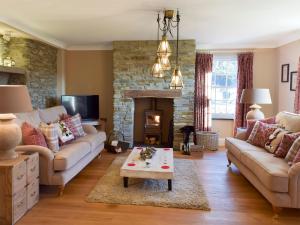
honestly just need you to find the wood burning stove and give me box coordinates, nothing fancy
[144,108,163,146]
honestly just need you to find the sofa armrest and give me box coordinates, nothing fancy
[15,145,54,185]
[288,162,300,207]
[82,124,98,134]
[235,128,247,141]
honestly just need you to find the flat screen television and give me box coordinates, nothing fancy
[61,95,99,121]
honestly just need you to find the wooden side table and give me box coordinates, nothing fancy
[0,152,39,225]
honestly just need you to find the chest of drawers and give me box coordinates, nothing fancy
[0,152,39,225]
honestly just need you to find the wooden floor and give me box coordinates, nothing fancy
[18,149,300,225]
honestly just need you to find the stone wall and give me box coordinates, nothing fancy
[113,40,195,149]
[0,37,58,109]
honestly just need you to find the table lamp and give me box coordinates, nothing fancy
[0,85,33,160]
[240,88,272,120]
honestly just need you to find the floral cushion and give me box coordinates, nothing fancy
[21,122,48,148]
[55,121,74,144]
[247,121,278,148]
[274,133,300,158]
[245,117,276,139]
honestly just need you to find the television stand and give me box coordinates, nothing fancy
[81,118,107,132]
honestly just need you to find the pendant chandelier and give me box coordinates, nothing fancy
[151,9,184,90]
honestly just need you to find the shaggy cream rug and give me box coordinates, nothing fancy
[86,157,210,210]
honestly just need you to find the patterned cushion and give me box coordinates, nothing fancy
[55,121,74,144]
[274,133,300,158]
[245,117,276,139]
[21,122,48,148]
[62,114,86,138]
[247,121,278,148]
[39,122,60,152]
[285,137,300,163]
[264,128,289,153]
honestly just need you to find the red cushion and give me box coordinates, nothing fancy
[22,122,48,148]
[245,117,276,139]
[274,133,300,158]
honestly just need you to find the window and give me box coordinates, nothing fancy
[211,55,238,119]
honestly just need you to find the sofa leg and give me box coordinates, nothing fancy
[97,153,102,159]
[227,159,232,167]
[58,185,65,197]
[272,206,282,218]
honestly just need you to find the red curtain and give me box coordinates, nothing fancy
[234,52,254,134]
[294,57,300,113]
[194,53,213,131]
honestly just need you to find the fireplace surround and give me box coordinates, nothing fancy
[113,40,196,149]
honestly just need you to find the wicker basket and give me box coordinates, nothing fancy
[196,131,218,151]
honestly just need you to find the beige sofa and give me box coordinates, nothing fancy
[225,111,300,211]
[14,106,106,194]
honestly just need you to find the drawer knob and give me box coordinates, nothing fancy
[30,166,36,172]
[17,174,24,180]
[17,200,24,208]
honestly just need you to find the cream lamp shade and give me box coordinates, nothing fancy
[0,85,33,113]
[0,85,33,160]
[240,88,272,120]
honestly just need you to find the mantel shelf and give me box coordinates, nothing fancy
[124,89,182,99]
[0,66,26,75]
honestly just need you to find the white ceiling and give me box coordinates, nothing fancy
[1,0,300,50]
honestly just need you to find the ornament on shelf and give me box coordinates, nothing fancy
[3,57,15,67]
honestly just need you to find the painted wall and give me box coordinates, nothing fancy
[253,48,278,117]
[65,50,113,132]
[276,40,300,112]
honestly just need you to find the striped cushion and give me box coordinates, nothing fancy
[39,122,60,152]
[285,137,300,163]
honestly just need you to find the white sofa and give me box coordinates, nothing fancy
[225,111,300,211]
[14,106,106,194]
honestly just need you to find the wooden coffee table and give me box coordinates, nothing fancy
[120,147,174,191]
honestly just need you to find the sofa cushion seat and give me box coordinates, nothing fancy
[241,150,289,193]
[225,137,266,160]
[54,142,91,171]
[73,131,106,150]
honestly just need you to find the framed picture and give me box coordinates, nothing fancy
[281,64,290,82]
[290,71,298,91]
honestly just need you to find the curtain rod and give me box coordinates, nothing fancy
[196,49,257,54]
